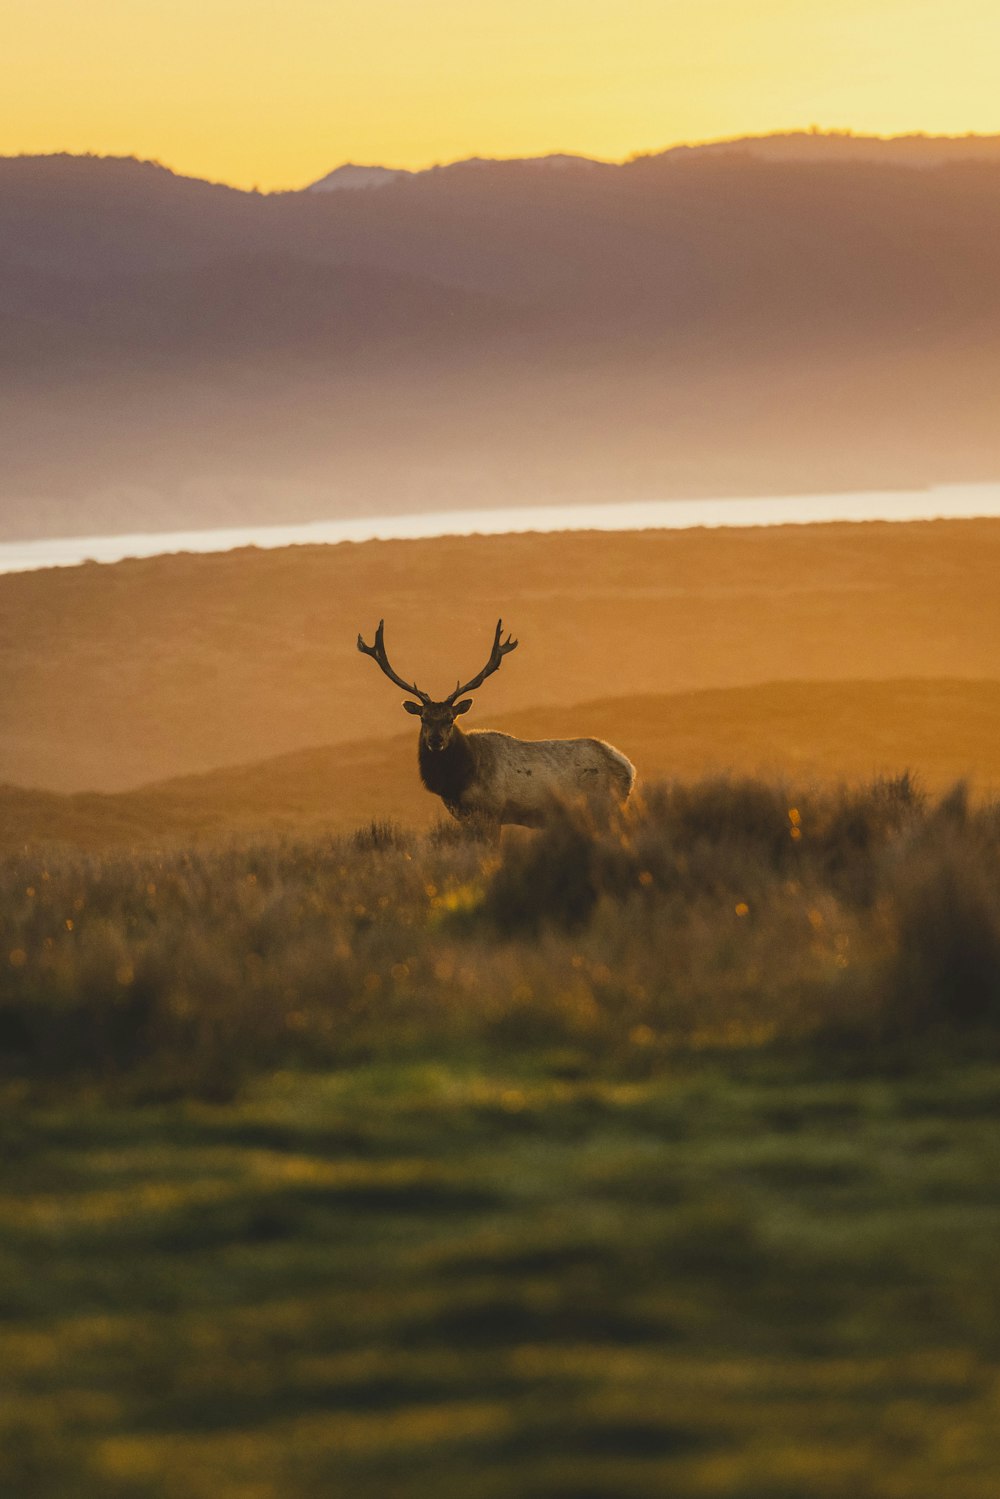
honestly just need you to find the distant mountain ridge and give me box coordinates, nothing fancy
[308,163,411,191]
[1,132,999,540]
[304,131,1000,191]
[306,152,605,191]
[8,129,1000,203]
[653,129,1000,167]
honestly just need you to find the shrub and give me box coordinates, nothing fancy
[5,775,1000,1097]
[886,839,1000,1031]
[482,806,622,935]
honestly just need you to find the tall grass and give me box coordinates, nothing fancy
[2,774,999,1098]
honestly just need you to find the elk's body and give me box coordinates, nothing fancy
[357,619,635,832]
[418,726,635,829]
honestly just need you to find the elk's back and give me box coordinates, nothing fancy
[464,731,635,827]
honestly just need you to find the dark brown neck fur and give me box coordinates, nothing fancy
[418,727,476,805]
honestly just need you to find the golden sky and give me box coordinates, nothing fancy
[5,0,1000,191]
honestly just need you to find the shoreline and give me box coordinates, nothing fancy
[3,481,1000,576]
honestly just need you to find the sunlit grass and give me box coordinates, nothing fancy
[4,1059,1000,1497]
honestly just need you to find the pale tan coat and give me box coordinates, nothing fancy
[454,731,635,828]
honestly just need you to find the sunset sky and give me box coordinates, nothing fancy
[5,0,1000,191]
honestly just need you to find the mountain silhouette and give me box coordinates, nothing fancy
[2,136,999,539]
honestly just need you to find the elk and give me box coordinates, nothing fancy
[357,618,635,834]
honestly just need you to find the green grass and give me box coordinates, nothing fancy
[5,776,1000,1495]
[4,1055,1000,1498]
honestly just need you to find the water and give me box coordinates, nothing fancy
[2,483,999,576]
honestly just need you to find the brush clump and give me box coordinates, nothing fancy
[3,774,999,1099]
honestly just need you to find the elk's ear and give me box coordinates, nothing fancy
[402,700,423,715]
[453,699,474,715]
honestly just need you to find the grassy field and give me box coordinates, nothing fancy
[5,1055,1000,1499]
[4,776,1000,1496]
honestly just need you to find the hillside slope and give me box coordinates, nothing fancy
[3,519,1000,793]
[5,678,999,848]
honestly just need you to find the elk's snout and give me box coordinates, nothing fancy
[420,712,455,752]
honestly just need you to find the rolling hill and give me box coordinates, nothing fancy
[2,517,1000,802]
[4,677,1000,849]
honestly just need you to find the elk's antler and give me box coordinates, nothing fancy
[446,619,519,703]
[357,620,430,702]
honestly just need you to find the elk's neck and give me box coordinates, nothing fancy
[418,727,476,803]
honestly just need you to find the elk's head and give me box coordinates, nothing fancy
[357,619,518,753]
[403,698,472,753]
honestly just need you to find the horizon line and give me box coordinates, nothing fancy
[5,125,1000,195]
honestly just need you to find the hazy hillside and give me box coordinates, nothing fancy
[5,677,1000,849]
[3,518,1000,794]
[2,140,999,538]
